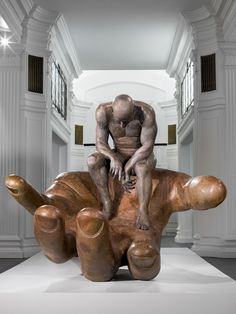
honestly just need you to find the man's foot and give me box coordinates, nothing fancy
[102,199,114,220]
[136,211,150,230]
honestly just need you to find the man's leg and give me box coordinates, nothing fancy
[87,152,113,219]
[134,155,156,230]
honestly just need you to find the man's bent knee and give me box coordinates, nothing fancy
[134,160,150,175]
[87,153,105,170]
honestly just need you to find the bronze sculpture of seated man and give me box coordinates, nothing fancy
[87,94,157,230]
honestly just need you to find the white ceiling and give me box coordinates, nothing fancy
[34,0,209,70]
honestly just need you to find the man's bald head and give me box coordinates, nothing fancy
[112,94,134,122]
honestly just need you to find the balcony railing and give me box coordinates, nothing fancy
[181,60,194,117]
[51,61,67,120]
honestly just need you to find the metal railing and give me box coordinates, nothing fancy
[181,59,194,117]
[51,61,67,120]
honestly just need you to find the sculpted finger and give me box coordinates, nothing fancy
[125,173,130,182]
[5,175,48,215]
[122,184,131,193]
[184,176,227,211]
[34,205,76,263]
[118,168,122,181]
[110,167,114,177]
[127,240,160,280]
[76,208,118,281]
[113,167,119,178]
[126,180,136,187]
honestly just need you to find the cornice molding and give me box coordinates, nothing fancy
[49,31,75,80]
[166,14,192,77]
[20,5,58,54]
[182,4,225,51]
[183,6,211,24]
[53,14,82,77]
[20,0,34,15]
[72,97,93,110]
[210,0,223,14]
[221,1,236,41]
[159,100,177,109]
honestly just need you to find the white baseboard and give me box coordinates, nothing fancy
[0,248,24,258]
[192,239,236,258]
[22,246,40,258]
[175,235,194,243]
[0,239,40,258]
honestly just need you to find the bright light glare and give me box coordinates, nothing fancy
[0,36,10,47]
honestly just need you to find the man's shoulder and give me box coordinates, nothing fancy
[97,102,112,111]
[134,101,154,113]
[134,101,155,120]
[96,102,112,123]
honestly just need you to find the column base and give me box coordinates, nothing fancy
[192,237,236,258]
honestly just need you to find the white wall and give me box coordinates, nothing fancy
[52,132,68,179]
[74,70,175,101]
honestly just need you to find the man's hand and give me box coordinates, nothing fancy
[124,160,134,182]
[122,160,136,193]
[110,157,123,180]
[122,177,136,193]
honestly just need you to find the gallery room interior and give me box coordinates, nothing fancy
[0,0,236,313]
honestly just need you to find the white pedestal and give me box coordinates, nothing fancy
[0,248,236,314]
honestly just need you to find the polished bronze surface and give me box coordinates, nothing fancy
[88,94,157,230]
[5,168,226,281]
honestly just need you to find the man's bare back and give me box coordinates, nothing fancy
[87,94,157,230]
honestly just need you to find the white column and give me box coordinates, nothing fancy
[175,71,195,244]
[191,48,236,257]
[13,6,58,257]
[18,51,51,257]
[0,54,22,257]
[176,114,194,243]
[160,100,178,235]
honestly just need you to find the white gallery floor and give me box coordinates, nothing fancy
[0,248,236,314]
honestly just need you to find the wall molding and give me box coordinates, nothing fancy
[53,14,82,77]
[192,238,236,258]
[167,14,195,77]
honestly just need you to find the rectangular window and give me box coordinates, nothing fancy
[51,61,67,120]
[75,125,83,145]
[181,59,194,117]
[168,124,176,145]
[28,55,43,94]
[201,53,216,92]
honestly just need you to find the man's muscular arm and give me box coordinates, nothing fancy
[124,106,157,180]
[96,104,123,180]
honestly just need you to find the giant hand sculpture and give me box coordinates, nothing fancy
[5,168,226,282]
